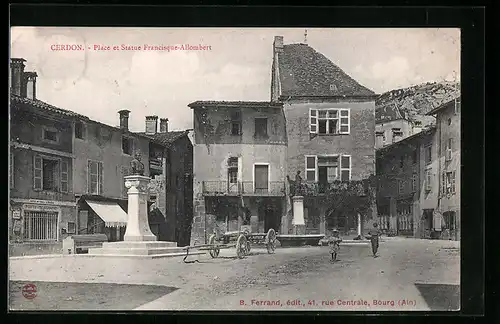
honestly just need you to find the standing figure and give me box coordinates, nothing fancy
[328,229,342,262]
[366,222,381,258]
[130,151,145,176]
[295,171,303,196]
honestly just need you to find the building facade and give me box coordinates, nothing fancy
[190,101,287,244]
[376,127,440,238]
[138,116,194,247]
[426,95,461,240]
[270,36,378,235]
[9,58,79,255]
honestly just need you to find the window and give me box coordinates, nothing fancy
[254,118,268,137]
[398,179,405,195]
[340,156,351,181]
[425,169,432,191]
[122,136,133,155]
[75,121,85,139]
[88,160,103,195]
[305,154,351,182]
[23,211,58,241]
[444,171,457,195]
[411,150,417,164]
[424,145,432,165]
[231,110,242,136]
[411,173,417,192]
[309,108,350,135]
[67,222,76,234]
[10,153,14,189]
[317,156,339,183]
[60,160,69,193]
[43,129,58,142]
[305,156,317,181]
[231,122,241,136]
[400,156,405,169]
[34,156,63,191]
[228,157,238,184]
[445,138,453,161]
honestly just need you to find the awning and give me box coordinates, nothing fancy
[86,200,128,227]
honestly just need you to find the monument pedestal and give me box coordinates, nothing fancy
[292,196,306,235]
[88,175,203,258]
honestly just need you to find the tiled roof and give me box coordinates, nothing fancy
[376,81,460,123]
[376,125,437,152]
[10,94,89,119]
[426,93,461,115]
[188,101,283,108]
[135,131,189,147]
[277,44,375,97]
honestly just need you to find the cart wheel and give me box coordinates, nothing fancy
[236,234,248,259]
[266,228,276,254]
[209,234,220,258]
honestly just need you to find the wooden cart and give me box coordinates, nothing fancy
[183,228,277,263]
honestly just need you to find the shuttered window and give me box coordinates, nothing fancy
[60,160,69,193]
[33,155,43,190]
[88,160,103,195]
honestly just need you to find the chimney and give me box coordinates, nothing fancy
[412,121,422,135]
[159,118,169,133]
[273,36,284,54]
[118,110,131,131]
[145,115,158,134]
[23,72,38,99]
[10,58,26,96]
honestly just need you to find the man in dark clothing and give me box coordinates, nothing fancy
[366,223,381,258]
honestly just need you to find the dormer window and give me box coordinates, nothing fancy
[42,127,59,143]
[330,84,337,91]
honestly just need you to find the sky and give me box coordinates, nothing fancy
[10,27,460,132]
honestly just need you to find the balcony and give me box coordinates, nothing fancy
[202,181,285,197]
[299,181,369,197]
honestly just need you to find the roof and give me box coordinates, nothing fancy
[188,101,283,109]
[10,94,89,119]
[277,43,376,98]
[426,93,461,115]
[376,81,460,123]
[135,130,189,147]
[376,125,436,153]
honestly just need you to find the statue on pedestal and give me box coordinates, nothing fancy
[295,170,303,196]
[130,151,145,176]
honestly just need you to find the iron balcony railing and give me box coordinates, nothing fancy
[202,181,286,196]
[299,181,369,196]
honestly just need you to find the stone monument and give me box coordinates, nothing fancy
[87,151,204,258]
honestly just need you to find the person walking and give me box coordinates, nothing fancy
[328,229,342,262]
[366,223,381,258]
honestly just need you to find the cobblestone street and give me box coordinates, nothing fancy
[9,238,459,311]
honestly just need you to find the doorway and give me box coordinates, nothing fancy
[254,164,269,194]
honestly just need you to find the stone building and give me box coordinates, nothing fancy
[137,117,194,246]
[375,127,439,238]
[270,36,378,235]
[189,101,287,245]
[9,58,80,255]
[426,95,461,240]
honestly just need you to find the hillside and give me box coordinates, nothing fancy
[376,81,460,126]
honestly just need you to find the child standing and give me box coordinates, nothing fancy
[328,229,342,262]
[366,222,381,258]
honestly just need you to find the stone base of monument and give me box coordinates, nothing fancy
[87,241,205,259]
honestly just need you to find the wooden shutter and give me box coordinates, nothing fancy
[441,172,446,196]
[98,162,103,195]
[339,109,350,134]
[60,160,69,193]
[33,155,42,190]
[87,160,92,193]
[451,171,456,194]
[309,108,318,134]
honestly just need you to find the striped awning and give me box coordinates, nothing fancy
[86,200,128,227]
